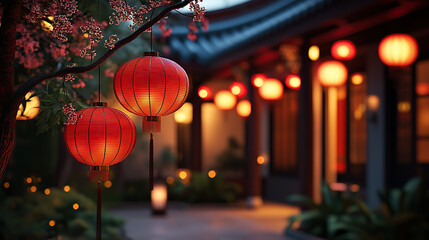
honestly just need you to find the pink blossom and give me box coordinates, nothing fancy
[104,69,115,78]
[63,103,78,125]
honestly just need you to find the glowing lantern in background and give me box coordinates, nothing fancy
[317,61,348,87]
[378,33,418,67]
[351,73,364,85]
[251,74,266,88]
[331,40,356,60]
[16,92,40,120]
[151,181,167,215]
[258,78,284,101]
[308,45,320,61]
[285,74,301,90]
[198,85,213,100]
[229,82,247,98]
[114,52,190,191]
[174,102,193,124]
[214,90,237,110]
[64,102,136,181]
[416,82,429,96]
[236,100,251,118]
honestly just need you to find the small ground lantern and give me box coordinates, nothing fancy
[258,78,284,101]
[64,102,136,240]
[214,90,237,110]
[151,180,168,216]
[331,40,356,60]
[378,33,418,67]
[16,92,40,120]
[114,52,190,190]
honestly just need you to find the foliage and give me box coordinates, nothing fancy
[215,137,245,173]
[0,188,125,240]
[168,172,242,203]
[287,178,429,240]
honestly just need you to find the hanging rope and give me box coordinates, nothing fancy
[150,133,154,191]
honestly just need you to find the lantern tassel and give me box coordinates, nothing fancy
[150,133,154,191]
[96,181,102,240]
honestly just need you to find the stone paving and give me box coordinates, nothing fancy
[112,203,300,240]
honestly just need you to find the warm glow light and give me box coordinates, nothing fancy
[179,171,188,180]
[214,90,237,110]
[64,185,71,192]
[73,203,79,210]
[208,170,216,178]
[49,220,56,227]
[44,188,51,195]
[166,176,175,185]
[258,78,284,101]
[317,61,348,87]
[416,83,429,96]
[229,82,247,98]
[350,184,360,192]
[252,74,266,88]
[30,186,37,192]
[367,95,380,112]
[331,40,356,60]
[174,102,193,124]
[308,45,320,61]
[378,33,418,67]
[17,92,40,120]
[151,183,167,211]
[26,177,32,184]
[351,73,364,85]
[41,16,54,32]
[397,101,411,113]
[198,86,213,100]
[104,181,112,188]
[236,100,251,118]
[257,156,265,165]
[3,182,10,189]
[330,182,347,192]
[285,74,301,90]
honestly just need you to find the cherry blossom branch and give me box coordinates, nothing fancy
[10,0,192,111]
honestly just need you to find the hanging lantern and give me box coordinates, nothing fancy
[251,74,266,88]
[285,74,301,90]
[198,85,213,100]
[64,102,136,181]
[214,90,237,110]
[378,33,418,67]
[114,52,189,191]
[331,40,356,60]
[317,61,348,87]
[229,82,247,98]
[16,92,40,120]
[258,78,284,101]
[308,45,320,61]
[416,82,429,96]
[236,100,251,118]
[351,73,364,85]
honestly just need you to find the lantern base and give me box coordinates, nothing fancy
[143,116,161,132]
[90,166,110,182]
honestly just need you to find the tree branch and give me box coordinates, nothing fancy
[10,0,192,112]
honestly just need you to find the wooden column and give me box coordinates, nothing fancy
[190,94,202,172]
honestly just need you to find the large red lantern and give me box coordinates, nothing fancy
[331,40,356,60]
[317,61,348,87]
[114,52,190,132]
[64,102,136,181]
[378,34,418,67]
[114,52,190,191]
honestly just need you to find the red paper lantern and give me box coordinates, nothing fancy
[198,85,213,100]
[252,74,266,88]
[114,52,190,132]
[229,82,247,98]
[64,102,136,181]
[285,74,301,90]
[331,40,356,60]
[317,61,348,87]
[258,78,284,101]
[378,34,418,67]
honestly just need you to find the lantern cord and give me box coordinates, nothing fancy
[96,181,102,240]
[150,8,155,52]
[98,66,101,102]
[150,133,154,191]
